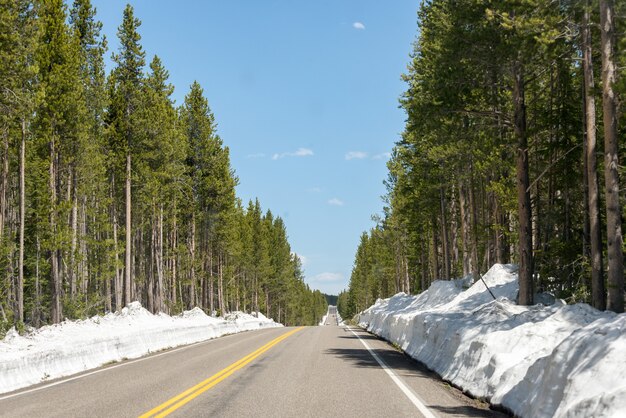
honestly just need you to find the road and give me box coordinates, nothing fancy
[323,305,338,325]
[0,324,506,418]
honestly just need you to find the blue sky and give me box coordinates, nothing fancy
[91,0,418,295]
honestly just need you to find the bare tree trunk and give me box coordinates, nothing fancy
[209,259,214,315]
[70,173,78,299]
[450,184,459,274]
[459,182,471,276]
[124,152,132,306]
[439,186,450,279]
[420,242,428,292]
[403,253,410,294]
[513,61,534,305]
[156,204,164,313]
[431,216,440,279]
[34,236,41,326]
[495,197,509,264]
[50,136,62,323]
[17,119,26,323]
[254,274,259,315]
[172,205,177,310]
[218,254,225,314]
[0,130,8,240]
[147,204,155,313]
[469,179,480,277]
[189,212,196,309]
[583,3,606,310]
[104,224,111,313]
[113,209,122,310]
[600,0,624,313]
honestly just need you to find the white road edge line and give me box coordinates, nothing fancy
[0,329,267,402]
[347,326,438,418]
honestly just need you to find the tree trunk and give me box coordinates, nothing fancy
[189,212,196,309]
[172,205,177,310]
[449,184,459,274]
[157,205,164,313]
[439,186,450,279]
[599,0,624,313]
[218,254,225,314]
[124,152,132,306]
[207,246,213,315]
[513,61,534,305]
[403,253,411,294]
[17,119,26,323]
[459,182,471,276]
[0,131,8,240]
[50,135,62,323]
[468,175,479,277]
[147,205,155,313]
[70,173,78,299]
[583,3,606,310]
[431,216,440,279]
[420,242,428,292]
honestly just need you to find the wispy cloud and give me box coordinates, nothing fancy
[272,148,314,160]
[353,22,365,30]
[372,152,392,160]
[311,272,344,283]
[246,153,266,159]
[307,187,322,193]
[328,198,344,206]
[345,151,368,160]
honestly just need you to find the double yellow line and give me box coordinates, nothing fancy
[139,327,304,418]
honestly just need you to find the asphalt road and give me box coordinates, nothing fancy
[324,305,338,325]
[0,325,506,418]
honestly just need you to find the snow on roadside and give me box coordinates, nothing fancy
[357,264,626,418]
[0,302,281,395]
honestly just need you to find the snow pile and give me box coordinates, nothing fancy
[0,302,281,395]
[358,264,626,418]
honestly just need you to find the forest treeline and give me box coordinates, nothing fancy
[0,0,327,333]
[339,0,625,319]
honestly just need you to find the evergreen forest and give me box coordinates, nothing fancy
[340,0,626,319]
[0,0,327,333]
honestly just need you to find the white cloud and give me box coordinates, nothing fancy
[272,148,314,160]
[328,198,344,206]
[311,272,344,283]
[372,152,392,160]
[353,22,365,30]
[307,187,322,193]
[345,151,368,160]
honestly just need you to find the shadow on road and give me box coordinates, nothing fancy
[328,331,510,418]
[429,404,509,418]
[337,334,381,341]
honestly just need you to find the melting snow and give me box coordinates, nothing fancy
[357,264,626,418]
[0,302,281,395]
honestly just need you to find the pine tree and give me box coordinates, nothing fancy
[34,0,88,323]
[109,4,145,307]
[0,0,38,326]
[599,0,624,313]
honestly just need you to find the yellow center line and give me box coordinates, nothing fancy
[139,327,304,418]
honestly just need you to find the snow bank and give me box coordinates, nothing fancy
[0,302,281,395]
[358,264,626,418]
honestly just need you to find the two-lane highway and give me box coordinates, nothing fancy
[0,324,505,417]
[323,305,338,326]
